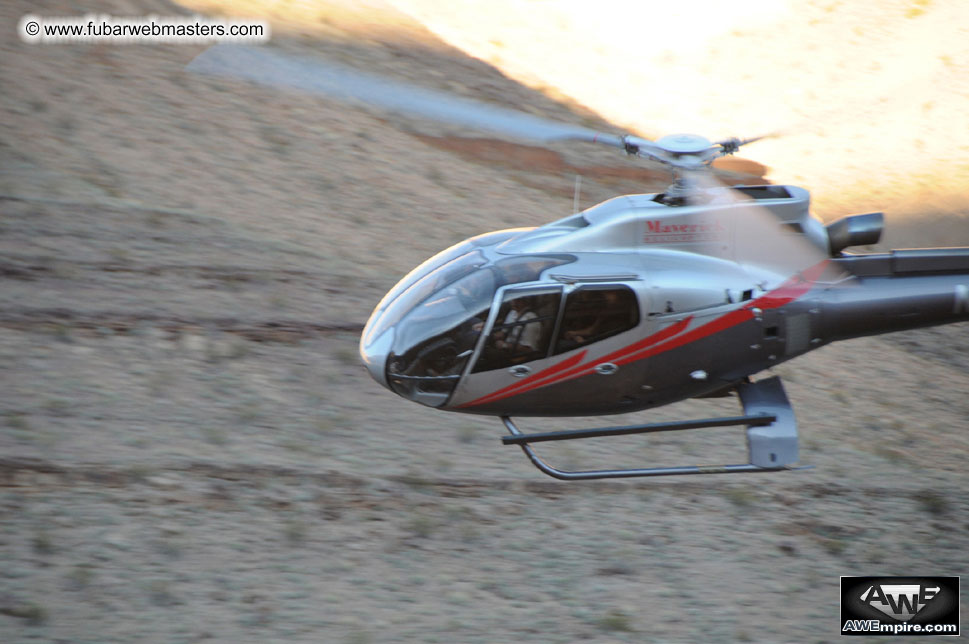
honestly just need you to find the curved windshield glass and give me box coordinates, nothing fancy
[387,269,495,399]
[385,254,576,403]
[364,250,487,346]
[362,229,531,347]
[392,269,497,361]
[369,241,475,322]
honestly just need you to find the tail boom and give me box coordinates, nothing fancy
[822,249,969,342]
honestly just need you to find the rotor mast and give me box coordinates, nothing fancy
[608,133,760,204]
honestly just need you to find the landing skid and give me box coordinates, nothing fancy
[500,376,810,480]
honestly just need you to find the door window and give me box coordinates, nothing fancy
[554,286,639,354]
[472,290,561,372]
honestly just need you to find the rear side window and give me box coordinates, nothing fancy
[554,286,639,354]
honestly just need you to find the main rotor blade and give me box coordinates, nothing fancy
[188,45,624,147]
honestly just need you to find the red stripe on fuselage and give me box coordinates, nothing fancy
[460,349,588,407]
[614,308,753,367]
[752,259,828,310]
[461,260,828,409]
[460,316,692,407]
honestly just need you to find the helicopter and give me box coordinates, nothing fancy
[189,45,969,480]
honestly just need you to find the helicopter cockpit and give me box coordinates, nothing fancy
[360,234,579,406]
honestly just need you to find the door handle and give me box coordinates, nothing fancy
[509,365,532,378]
[595,362,618,375]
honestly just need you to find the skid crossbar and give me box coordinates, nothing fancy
[501,416,789,480]
[500,414,775,446]
[499,377,807,480]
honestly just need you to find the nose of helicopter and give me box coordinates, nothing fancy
[359,327,393,389]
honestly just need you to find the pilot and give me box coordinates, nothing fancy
[495,298,539,354]
[455,316,485,353]
[423,316,485,378]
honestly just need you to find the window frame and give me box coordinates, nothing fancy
[551,283,641,356]
[469,284,565,373]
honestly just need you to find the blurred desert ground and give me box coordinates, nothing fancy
[1,0,968,642]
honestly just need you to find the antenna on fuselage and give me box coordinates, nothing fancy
[572,174,582,214]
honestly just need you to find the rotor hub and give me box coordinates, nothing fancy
[655,133,712,155]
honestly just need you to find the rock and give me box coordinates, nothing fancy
[145,475,180,490]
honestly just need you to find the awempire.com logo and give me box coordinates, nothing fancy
[841,576,960,636]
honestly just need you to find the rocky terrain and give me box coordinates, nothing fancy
[2,1,967,642]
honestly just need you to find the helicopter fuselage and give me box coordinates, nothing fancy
[189,44,966,477]
[360,185,969,417]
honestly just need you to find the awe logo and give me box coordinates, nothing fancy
[841,576,960,637]
[860,583,941,621]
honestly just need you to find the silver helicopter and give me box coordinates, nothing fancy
[190,46,969,480]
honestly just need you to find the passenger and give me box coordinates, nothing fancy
[562,291,622,345]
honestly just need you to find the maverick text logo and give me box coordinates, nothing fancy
[643,219,726,244]
[841,576,960,637]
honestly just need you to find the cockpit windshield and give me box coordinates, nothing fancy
[392,267,496,361]
[364,250,487,347]
[362,229,530,349]
[383,254,575,404]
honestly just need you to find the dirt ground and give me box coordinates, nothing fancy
[2,1,967,642]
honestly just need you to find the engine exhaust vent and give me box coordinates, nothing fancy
[826,212,884,255]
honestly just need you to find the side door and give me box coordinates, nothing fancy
[449,285,564,404]
[449,283,644,411]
